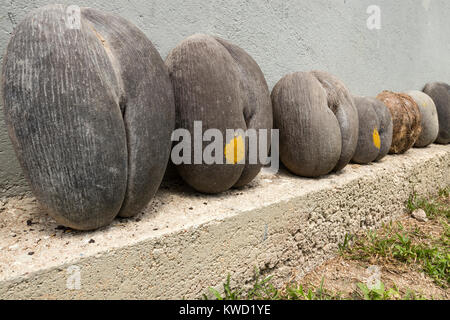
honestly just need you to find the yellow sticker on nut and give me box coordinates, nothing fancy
[373,128,381,150]
[225,136,245,164]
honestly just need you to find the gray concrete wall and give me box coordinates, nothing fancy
[1,0,449,197]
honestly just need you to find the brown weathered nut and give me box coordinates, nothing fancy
[1,5,175,230]
[271,71,359,177]
[376,91,422,154]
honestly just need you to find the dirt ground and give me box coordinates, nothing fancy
[297,210,449,299]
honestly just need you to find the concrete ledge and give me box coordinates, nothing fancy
[0,145,449,299]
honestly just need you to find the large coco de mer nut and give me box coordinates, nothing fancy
[271,71,359,178]
[1,5,175,230]
[165,34,273,194]
[352,97,393,164]
[406,91,439,148]
[376,91,422,154]
[423,82,450,144]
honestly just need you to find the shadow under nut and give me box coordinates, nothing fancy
[352,96,393,164]
[406,91,439,148]
[271,71,358,178]
[1,5,174,229]
[376,91,422,154]
[423,82,450,145]
[165,34,272,194]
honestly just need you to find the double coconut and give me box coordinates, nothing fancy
[423,82,450,144]
[271,71,359,177]
[1,5,175,230]
[352,97,393,164]
[165,34,273,193]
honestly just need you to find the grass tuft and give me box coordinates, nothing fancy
[203,273,425,300]
[341,188,449,288]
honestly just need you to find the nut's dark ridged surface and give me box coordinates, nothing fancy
[165,34,272,193]
[1,5,175,229]
[271,71,358,177]
[352,96,393,164]
[423,82,450,145]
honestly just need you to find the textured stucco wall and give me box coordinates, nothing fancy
[1,0,449,197]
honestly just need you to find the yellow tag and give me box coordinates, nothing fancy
[373,128,381,150]
[421,97,427,107]
[224,136,245,164]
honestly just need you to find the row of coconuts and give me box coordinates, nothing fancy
[274,74,449,177]
[1,5,449,230]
